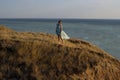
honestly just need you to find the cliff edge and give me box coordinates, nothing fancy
[0,25,120,80]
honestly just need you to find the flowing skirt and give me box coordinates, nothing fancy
[61,31,70,39]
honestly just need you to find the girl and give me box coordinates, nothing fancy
[56,20,70,44]
[56,20,63,44]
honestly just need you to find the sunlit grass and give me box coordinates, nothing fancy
[0,25,120,80]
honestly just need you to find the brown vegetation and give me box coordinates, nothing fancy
[0,25,120,80]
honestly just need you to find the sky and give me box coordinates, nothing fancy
[0,0,120,19]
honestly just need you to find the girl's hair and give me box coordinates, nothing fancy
[58,20,62,23]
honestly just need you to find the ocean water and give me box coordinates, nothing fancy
[0,19,120,59]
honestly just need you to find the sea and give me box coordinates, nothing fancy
[0,19,120,60]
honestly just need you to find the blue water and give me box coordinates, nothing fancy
[0,19,120,60]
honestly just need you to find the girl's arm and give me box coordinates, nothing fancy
[60,24,62,33]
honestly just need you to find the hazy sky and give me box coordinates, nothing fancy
[0,0,120,19]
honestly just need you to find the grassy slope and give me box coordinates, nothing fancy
[0,25,120,80]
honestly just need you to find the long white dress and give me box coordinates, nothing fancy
[61,30,70,39]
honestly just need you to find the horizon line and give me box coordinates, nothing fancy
[1,18,120,20]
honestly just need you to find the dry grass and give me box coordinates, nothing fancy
[0,25,120,80]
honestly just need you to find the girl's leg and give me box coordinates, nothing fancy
[60,36,63,44]
[58,35,60,44]
[58,35,59,41]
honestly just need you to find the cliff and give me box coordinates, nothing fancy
[0,25,120,80]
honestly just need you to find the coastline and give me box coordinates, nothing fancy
[0,19,120,60]
[0,25,120,80]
